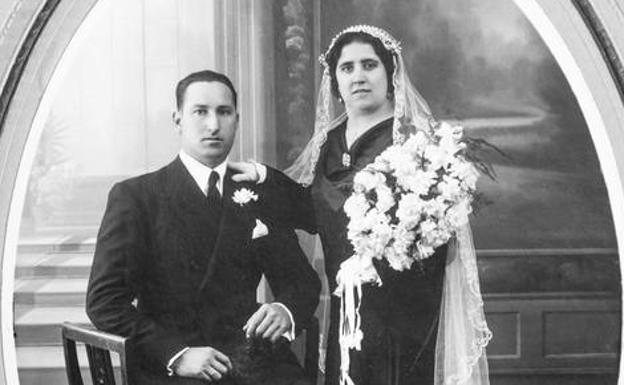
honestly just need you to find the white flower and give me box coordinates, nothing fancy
[351,227,386,261]
[344,193,368,220]
[370,217,392,243]
[450,159,479,190]
[419,219,437,235]
[380,145,413,175]
[397,170,437,196]
[416,241,435,260]
[436,121,463,142]
[386,246,413,271]
[371,156,392,173]
[444,200,472,228]
[396,193,424,229]
[403,130,429,154]
[422,197,447,218]
[424,144,448,171]
[438,175,462,199]
[347,207,387,237]
[421,226,452,249]
[386,226,416,270]
[374,184,395,213]
[232,188,259,206]
[353,169,385,192]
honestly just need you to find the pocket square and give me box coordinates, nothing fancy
[252,219,269,239]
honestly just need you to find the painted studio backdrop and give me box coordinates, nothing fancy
[12,1,619,385]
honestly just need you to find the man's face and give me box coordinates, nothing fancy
[174,81,238,168]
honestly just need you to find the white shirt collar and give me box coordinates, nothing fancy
[179,151,227,196]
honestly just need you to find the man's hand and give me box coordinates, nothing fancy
[243,303,292,342]
[229,161,259,183]
[172,347,232,381]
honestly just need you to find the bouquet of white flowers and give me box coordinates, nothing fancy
[336,121,484,385]
[342,121,480,275]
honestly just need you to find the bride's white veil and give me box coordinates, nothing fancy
[286,25,492,385]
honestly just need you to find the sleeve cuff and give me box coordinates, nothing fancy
[166,347,190,376]
[273,302,296,341]
[252,161,267,184]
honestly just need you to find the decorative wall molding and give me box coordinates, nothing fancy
[485,291,618,300]
[477,248,618,257]
[507,4,624,379]
[486,293,619,374]
[572,0,624,103]
[479,249,620,294]
[0,0,56,134]
[0,1,24,47]
[0,2,97,383]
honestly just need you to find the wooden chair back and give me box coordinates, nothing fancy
[62,317,319,385]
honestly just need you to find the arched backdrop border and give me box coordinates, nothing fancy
[0,0,622,384]
[515,1,624,378]
[572,0,624,102]
[0,1,99,383]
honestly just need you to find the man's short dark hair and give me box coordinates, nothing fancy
[175,70,238,110]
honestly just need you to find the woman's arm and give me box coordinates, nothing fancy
[261,166,317,233]
[230,161,318,233]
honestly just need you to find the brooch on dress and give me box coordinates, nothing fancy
[342,153,351,168]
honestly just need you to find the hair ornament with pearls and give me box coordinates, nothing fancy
[319,24,402,68]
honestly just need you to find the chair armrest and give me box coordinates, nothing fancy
[62,322,127,354]
[62,322,130,385]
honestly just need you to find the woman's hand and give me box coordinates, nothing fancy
[229,161,261,183]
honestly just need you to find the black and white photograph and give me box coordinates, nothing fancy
[0,1,622,385]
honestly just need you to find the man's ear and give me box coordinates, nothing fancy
[172,110,181,131]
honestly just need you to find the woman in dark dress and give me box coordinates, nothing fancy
[308,116,448,385]
[235,25,491,385]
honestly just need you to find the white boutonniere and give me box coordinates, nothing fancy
[232,188,266,239]
[232,188,259,206]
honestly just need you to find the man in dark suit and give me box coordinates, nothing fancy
[86,70,321,385]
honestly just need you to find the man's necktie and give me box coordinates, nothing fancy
[207,171,222,217]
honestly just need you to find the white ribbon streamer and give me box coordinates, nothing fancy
[334,257,381,385]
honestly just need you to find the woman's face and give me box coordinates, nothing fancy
[335,41,392,116]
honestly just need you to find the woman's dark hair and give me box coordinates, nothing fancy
[325,31,395,100]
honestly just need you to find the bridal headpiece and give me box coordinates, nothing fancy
[319,24,402,69]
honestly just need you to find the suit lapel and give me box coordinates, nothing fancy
[167,157,210,217]
[197,168,255,294]
[164,158,223,275]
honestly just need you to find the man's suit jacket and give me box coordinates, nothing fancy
[86,157,320,384]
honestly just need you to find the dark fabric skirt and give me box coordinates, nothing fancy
[324,290,439,385]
